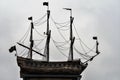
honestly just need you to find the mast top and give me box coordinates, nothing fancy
[28,16,33,21]
[43,2,49,10]
[63,8,72,17]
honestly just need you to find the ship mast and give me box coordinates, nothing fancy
[28,17,34,59]
[17,16,45,58]
[64,8,75,61]
[70,9,75,61]
[43,2,51,62]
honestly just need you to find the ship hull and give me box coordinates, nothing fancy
[17,56,87,77]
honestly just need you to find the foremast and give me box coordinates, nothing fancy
[28,17,34,59]
[17,16,46,59]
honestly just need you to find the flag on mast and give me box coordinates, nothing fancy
[28,17,32,20]
[9,46,16,53]
[43,2,48,6]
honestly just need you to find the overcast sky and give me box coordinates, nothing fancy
[0,0,120,80]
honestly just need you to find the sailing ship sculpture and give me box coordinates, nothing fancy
[9,2,100,80]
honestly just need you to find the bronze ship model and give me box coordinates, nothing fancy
[9,2,100,80]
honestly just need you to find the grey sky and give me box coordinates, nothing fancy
[0,0,120,80]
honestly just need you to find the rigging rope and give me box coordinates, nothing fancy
[74,46,92,60]
[54,21,70,29]
[51,38,69,50]
[73,23,87,53]
[33,44,45,53]
[34,20,47,26]
[34,28,46,37]
[51,38,68,58]
[57,27,70,31]
[73,23,96,53]
[19,25,31,43]
[19,13,47,43]
[54,20,70,24]
[50,16,68,41]
[19,44,30,57]
[52,39,70,47]
[34,37,46,49]
[54,23,70,31]
[84,44,96,54]
[20,48,27,56]
[33,13,47,25]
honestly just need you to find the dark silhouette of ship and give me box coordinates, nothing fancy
[9,2,100,80]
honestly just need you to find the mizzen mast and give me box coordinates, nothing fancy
[64,8,75,61]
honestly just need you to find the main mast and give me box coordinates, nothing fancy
[43,2,51,62]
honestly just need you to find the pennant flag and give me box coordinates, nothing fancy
[43,2,48,6]
[9,46,16,53]
[28,17,32,20]
[63,8,71,10]
[90,57,94,61]
[93,36,97,40]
